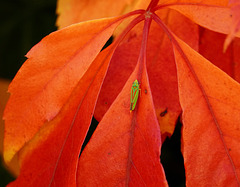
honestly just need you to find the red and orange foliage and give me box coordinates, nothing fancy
[3,0,240,186]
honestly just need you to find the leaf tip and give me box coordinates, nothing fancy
[223,34,234,52]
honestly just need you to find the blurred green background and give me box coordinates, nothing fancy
[0,0,57,186]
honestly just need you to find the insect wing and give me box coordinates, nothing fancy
[130,80,140,111]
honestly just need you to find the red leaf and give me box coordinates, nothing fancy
[95,8,199,139]
[173,34,240,186]
[7,45,116,187]
[3,17,122,163]
[199,28,240,83]
[77,58,167,186]
[4,0,240,186]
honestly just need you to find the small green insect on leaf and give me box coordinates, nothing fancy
[130,79,140,112]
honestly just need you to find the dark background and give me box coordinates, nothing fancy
[0,0,57,80]
[0,0,185,186]
[0,0,57,186]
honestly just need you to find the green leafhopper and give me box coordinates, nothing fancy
[130,79,140,111]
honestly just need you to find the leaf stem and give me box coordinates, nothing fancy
[147,0,159,11]
[126,12,152,186]
[136,13,152,81]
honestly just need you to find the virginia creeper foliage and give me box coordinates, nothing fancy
[3,0,240,186]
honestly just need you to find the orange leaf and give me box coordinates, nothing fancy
[56,0,151,28]
[173,34,240,186]
[95,8,199,139]
[148,9,198,138]
[6,0,240,186]
[78,58,167,186]
[164,1,240,36]
[224,0,240,51]
[3,16,122,163]
[7,45,116,187]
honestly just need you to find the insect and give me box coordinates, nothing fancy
[130,79,140,111]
